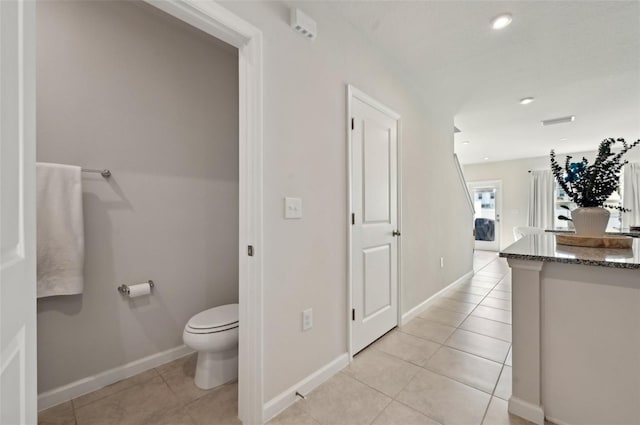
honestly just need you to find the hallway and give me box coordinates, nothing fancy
[269,251,527,425]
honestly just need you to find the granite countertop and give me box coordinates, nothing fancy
[546,228,640,238]
[500,233,640,269]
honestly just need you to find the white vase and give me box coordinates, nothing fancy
[571,207,610,236]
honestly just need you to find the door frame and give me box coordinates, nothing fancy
[468,180,502,252]
[20,1,265,424]
[143,3,264,423]
[346,85,402,360]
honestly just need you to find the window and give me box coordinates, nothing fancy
[553,170,624,231]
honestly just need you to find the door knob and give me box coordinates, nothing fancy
[392,230,401,237]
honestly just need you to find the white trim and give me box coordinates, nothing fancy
[132,2,265,423]
[468,179,503,251]
[508,396,545,425]
[454,153,474,214]
[396,118,404,330]
[262,353,349,423]
[400,270,473,325]
[346,85,402,361]
[37,345,193,412]
[545,415,572,425]
[506,258,544,272]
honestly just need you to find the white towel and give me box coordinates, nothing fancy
[37,162,85,297]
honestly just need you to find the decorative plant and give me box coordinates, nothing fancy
[550,138,640,221]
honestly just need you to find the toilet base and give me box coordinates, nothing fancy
[194,348,238,390]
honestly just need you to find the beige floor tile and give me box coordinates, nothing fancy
[75,376,181,425]
[460,316,512,342]
[470,275,501,284]
[505,347,512,366]
[72,369,159,409]
[494,283,512,292]
[299,372,391,425]
[344,349,420,397]
[442,290,485,304]
[184,382,240,425]
[38,401,75,425]
[267,402,320,425]
[494,366,512,400]
[468,279,498,289]
[418,307,469,328]
[480,297,511,311]
[471,305,512,324]
[487,290,511,301]
[482,397,530,425]
[157,353,212,403]
[425,347,502,394]
[143,406,195,425]
[372,330,440,366]
[475,271,506,279]
[396,369,490,425]
[156,353,194,375]
[445,329,511,363]
[371,400,441,425]
[400,317,457,344]
[457,285,492,296]
[430,298,477,314]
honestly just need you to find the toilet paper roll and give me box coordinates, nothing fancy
[127,282,152,298]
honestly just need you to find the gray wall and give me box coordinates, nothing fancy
[36,1,239,392]
[463,148,640,249]
[220,2,474,401]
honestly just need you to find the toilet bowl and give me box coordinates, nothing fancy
[183,303,238,390]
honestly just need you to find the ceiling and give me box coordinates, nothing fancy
[330,1,640,164]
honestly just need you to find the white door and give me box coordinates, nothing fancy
[0,1,38,423]
[350,89,399,354]
[468,181,502,251]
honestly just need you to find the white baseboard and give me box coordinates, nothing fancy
[508,396,545,425]
[262,352,349,423]
[401,270,473,325]
[38,344,193,411]
[545,415,571,425]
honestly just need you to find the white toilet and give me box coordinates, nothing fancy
[183,303,239,390]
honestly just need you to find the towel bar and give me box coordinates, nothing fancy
[82,168,111,178]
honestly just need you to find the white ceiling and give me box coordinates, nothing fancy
[330,1,640,164]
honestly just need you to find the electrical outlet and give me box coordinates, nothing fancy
[440,257,444,268]
[302,308,313,331]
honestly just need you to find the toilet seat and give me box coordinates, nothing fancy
[185,304,238,334]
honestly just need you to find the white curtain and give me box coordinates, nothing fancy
[528,170,555,229]
[622,162,640,229]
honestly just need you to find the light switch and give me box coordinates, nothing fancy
[284,197,303,219]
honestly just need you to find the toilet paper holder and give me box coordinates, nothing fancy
[117,280,154,296]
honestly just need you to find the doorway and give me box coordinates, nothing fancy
[468,180,502,252]
[0,1,263,424]
[348,86,401,356]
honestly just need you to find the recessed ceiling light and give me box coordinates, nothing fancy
[519,97,535,105]
[541,116,575,126]
[462,141,471,145]
[491,13,512,30]
[484,157,490,160]
[560,138,568,141]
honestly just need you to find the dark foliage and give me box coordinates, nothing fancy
[550,138,640,211]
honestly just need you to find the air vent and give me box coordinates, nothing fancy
[290,8,317,41]
[541,116,575,126]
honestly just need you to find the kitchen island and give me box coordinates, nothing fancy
[500,234,640,425]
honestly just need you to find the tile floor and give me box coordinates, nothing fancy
[38,354,239,425]
[39,251,534,425]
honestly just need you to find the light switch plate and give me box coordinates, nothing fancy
[302,308,313,331]
[284,197,303,219]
